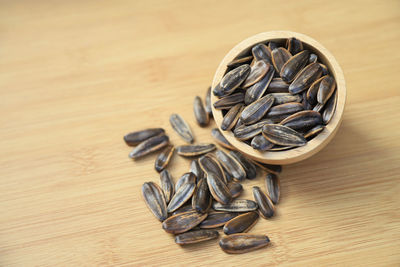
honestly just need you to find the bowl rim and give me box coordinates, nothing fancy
[211,31,346,165]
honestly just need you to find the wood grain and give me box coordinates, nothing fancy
[0,0,399,266]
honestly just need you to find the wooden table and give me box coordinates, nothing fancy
[1,1,399,266]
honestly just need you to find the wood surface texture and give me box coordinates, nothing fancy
[0,0,399,266]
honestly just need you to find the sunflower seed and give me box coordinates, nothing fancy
[268,41,279,50]
[307,76,325,106]
[211,128,234,150]
[304,124,325,139]
[317,75,336,105]
[280,110,323,131]
[213,199,258,212]
[199,154,227,184]
[199,212,239,229]
[227,182,243,198]
[176,143,216,157]
[309,53,318,63]
[215,150,246,182]
[271,47,291,75]
[262,124,307,147]
[192,178,212,214]
[193,96,209,127]
[172,204,194,215]
[175,172,197,192]
[281,50,310,83]
[233,119,272,140]
[265,102,304,123]
[289,62,323,94]
[244,64,275,104]
[243,60,269,88]
[155,145,175,172]
[207,172,232,204]
[229,151,257,179]
[267,78,289,93]
[221,104,243,131]
[251,43,272,64]
[219,234,270,254]
[265,173,280,205]
[124,128,165,146]
[175,229,219,245]
[167,177,196,213]
[170,114,194,143]
[213,64,251,97]
[253,186,275,218]
[241,94,274,125]
[213,92,245,110]
[268,93,302,105]
[160,170,174,204]
[313,103,324,113]
[129,135,169,159]
[190,159,205,181]
[320,63,329,76]
[251,161,282,175]
[162,210,208,234]
[322,90,337,124]
[227,55,253,68]
[251,135,274,151]
[205,86,213,117]
[223,211,259,235]
[286,37,303,55]
[142,182,168,221]
[302,90,312,110]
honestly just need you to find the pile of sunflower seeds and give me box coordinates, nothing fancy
[213,37,337,151]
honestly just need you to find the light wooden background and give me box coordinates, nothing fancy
[0,0,399,266]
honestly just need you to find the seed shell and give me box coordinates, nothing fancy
[280,110,323,131]
[251,135,274,151]
[304,124,325,139]
[268,93,302,105]
[213,64,251,97]
[211,128,234,150]
[251,161,282,175]
[190,159,205,181]
[223,211,259,235]
[262,124,307,147]
[215,150,246,182]
[286,37,303,55]
[162,210,208,234]
[309,53,318,63]
[160,170,174,204]
[193,96,209,127]
[253,186,275,219]
[129,135,169,159]
[271,47,291,75]
[213,92,245,110]
[265,173,280,205]
[289,62,323,94]
[176,143,216,157]
[192,178,212,214]
[142,182,168,222]
[281,50,310,83]
[167,177,196,213]
[199,212,240,229]
[219,233,270,254]
[313,103,324,113]
[251,43,272,64]
[172,204,194,216]
[233,119,272,140]
[229,151,257,179]
[241,94,274,125]
[267,78,289,93]
[175,172,197,192]
[155,145,175,172]
[243,60,269,88]
[170,114,194,143]
[213,199,258,212]
[307,76,325,106]
[175,229,219,245]
[124,128,165,146]
[265,102,304,123]
[207,172,232,205]
[227,55,253,68]
[244,64,275,104]
[205,86,213,117]
[221,104,243,131]
[322,90,337,124]
[317,75,336,104]
[199,154,227,184]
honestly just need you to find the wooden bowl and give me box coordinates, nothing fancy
[211,31,346,165]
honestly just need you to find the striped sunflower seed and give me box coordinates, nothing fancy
[289,62,323,94]
[207,172,232,205]
[241,94,274,125]
[170,114,194,143]
[253,186,275,219]
[160,170,174,204]
[271,47,291,75]
[313,103,324,113]
[262,124,307,147]
[281,50,310,83]
[175,229,219,245]
[155,145,175,172]
[199,154,227,184]
[317,75,336,105]
[215,150,246,182]
[142,182,168,222]
[320,63,329,76]
[227,182,243,198]
[175,172,196,192]
[251,135,274,151]
[243,60,269,88]
[267,77,289,93]
[229,151,257,179]
[205,86,213,117]
[265,173,280,205]
[213,92,245,110]
[219,233,270,254]
[190,159,205,181]
[211,128,234,150]
[268,41,279,50]
[213,64,251,97]
[124,128,165,146]
[129,135,169,159]
[251,161,282,174]
[307,76,325,106]
[162,210,208,234]
[227,55,253,68]
[268,93,302,105]
[221,104,243,131]
[213,199,258,212]
[308,53,318,63]
[193,96,209,127]
[176,143,216,157]
[172,204,194,216]
[286,37,303,55]
[251,43,272,64]
[322,90,337,124]
[192,178,212,214]
[280,110,323,131]
[233,119,272,140]
[167,176,196,213]
[223,211,259,235]
[199,212,239,229]
[265,102,304,123]
[304,124,325,139]
[244,64,275,104]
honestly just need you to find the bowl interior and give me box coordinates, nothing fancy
[211,31,346,165]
